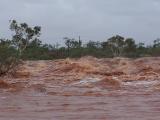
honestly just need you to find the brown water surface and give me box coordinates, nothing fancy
[0,58,160,120]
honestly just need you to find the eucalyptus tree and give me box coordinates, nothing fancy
[107,35,125,57]
[0,20,41,76]
[10,20,41,57]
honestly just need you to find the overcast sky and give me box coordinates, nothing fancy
[1,0,160,45]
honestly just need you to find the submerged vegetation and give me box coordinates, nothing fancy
[1,20,160,75]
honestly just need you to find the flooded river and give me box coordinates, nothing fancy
[0,83,160,120]
[0,58,160,120]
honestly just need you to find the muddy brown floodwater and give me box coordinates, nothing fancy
[0,57,160,120]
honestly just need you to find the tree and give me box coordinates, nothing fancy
[10,20,41,57]
[107,35,125,57]
[153,38,160,48]
[136,42,147,56]
[124,38,137,57]
[101,41,109,49]
[64,37,82,56]
[0,39,17,75]
[0,20,41,76]
[28,38,42,48]
[151,38,160,56]
[87,41,101,49]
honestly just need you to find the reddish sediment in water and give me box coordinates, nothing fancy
[0,57,160,120]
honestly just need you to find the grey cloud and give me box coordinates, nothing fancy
[1,0,160,45]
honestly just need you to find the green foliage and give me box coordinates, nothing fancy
[0,20,41,76]
[105,35,125,57]
[1,20,160,76]
[64,37,82,57]
[123,38,137,57]
[10,20,41,57]
[19,36,160,59]
[0,39,18,75]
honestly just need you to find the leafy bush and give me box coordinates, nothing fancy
[0,39,18,75]
[0,20,41,76]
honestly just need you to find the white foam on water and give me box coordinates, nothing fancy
[72,77,101,86]
[123,80,159,87]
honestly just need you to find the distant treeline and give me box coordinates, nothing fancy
[21,36,160,59]
[1,20,160,62]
